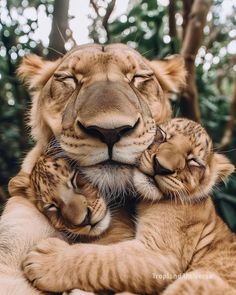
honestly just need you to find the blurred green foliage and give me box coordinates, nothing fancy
[0,0,53,189]
[0,0,236,229]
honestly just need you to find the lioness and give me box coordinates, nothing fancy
[1,44,185,294]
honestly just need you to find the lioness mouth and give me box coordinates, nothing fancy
[99,159,132,166]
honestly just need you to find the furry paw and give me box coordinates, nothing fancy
[23,237,71,292]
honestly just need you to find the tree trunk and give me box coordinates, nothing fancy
[179,0,212,122]
[47,0,70,60]
[168,0,177,53]
[219,78,236,151]
[182,0,194,40]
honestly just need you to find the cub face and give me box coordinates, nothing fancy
[9,156,111,238]
[134,118,235,203]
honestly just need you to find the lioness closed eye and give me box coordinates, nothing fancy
[22,118,236,295]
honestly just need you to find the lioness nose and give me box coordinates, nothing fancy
[77,121,138,157]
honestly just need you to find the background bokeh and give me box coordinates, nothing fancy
[0,0,235,229]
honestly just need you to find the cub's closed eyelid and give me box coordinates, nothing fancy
[43,203,58,212]
[154,127,167,144]
[188,158,205,168]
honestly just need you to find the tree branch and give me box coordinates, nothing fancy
[47,0,69,59]
[102,0,116,42]
[90,0,101,16]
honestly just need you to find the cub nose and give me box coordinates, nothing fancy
[154,157,174,176]
[79,208,91,227]
[61,197,91,227]
[77,120,138,158]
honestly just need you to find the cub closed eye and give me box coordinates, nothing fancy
[154,127,166,144]
[188,158,205,168]
[44,204,58,212]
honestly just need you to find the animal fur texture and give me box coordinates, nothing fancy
[21,119,236,295]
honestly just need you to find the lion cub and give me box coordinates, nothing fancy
[23,119,236,295]
[9,153,135,244]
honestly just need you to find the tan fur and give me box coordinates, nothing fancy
[22,119,236,295]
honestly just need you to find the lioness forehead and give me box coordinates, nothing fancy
[57,43,148,74]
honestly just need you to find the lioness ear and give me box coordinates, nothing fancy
[213,153,235,183]
[17,54,61,90]
[149,55,186,92]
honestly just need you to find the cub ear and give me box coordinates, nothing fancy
[149,55,186,93]
[213,153,235,183]
[8,171,30,197]
[17,54,61,90]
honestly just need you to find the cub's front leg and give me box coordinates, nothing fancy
[23,237,182,294]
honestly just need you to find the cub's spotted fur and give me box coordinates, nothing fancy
[23,119,235,295]
[10,154,111,239]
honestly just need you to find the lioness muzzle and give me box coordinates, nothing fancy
[62,81,143,158]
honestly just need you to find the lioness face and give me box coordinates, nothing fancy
[18,44,186,194]
[59,52,157,167]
